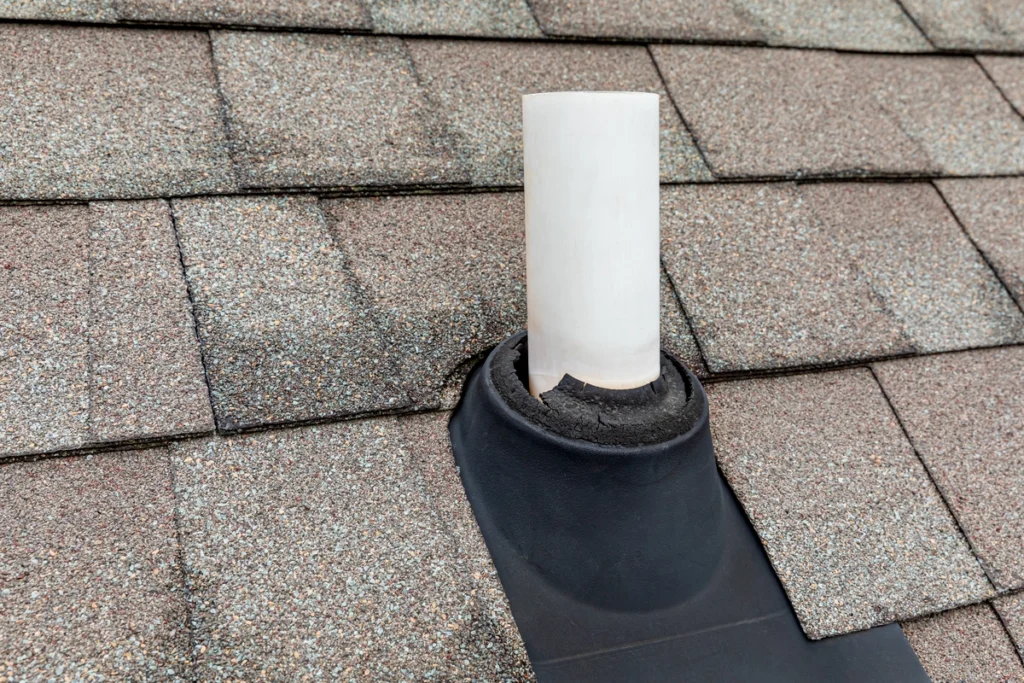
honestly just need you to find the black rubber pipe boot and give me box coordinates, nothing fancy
[449,332,930,683]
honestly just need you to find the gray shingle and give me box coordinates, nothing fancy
[735,0,931,51]
[650,46,932,179]
[937,178,1024,309]
[169,414,532,681]
[407,40,711,185]
[901,0,1024,51]
[1,206,91,456]
[662,182,1023,373]
[211,32,468,190]
[798,182,1024,353]
[0,25,234,200]
[0,450,191,681]
[1,203,212,458]
[0,0,115,20]
[88,201,214,442]
[366,0,541,36]
[851,55,1024,176]
[707,369,993,639]
[115,0,370,28]
[172,195,407,430]
[323,192,526,406]
[322,192,705,407]
[660,183,912,373]
[529,0,761,41]
[874,347,1024,591]
[995,592,1024,657]
[979,57,1024,124]
[654,47,1024,178]
[901,604,1024,682]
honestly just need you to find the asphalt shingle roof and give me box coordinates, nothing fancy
[901,603,1024,681]
[1,202,212,457]
[707,369,992,639]
[2,2,1023,677]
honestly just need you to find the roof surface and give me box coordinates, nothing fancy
[1,0,1024,679]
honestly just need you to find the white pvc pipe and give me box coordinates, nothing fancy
[523,92,661,397]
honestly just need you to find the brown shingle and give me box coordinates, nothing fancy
[979,57,1024,120]
[650,46,931,178]
[323,192,527,405]
[321,192,705,406]
[660,183,913,372]
[88,201,215,442]
[734,0,931,51]
[0,25,234,200]
[115,0,370,28]
[901,0,1024,51]
[1,206,91,456]
[937,178,1024,309]
[408,40,711,185]
[995,592,1024,658]
[211,32,468,190]
[0,0,115,21]
[654,47,1024,178]
[0,203,212,458]
[901,604,1024,682]
[172,195,408,430]
[0,450,191,681]
[798,182,1024,352]
[707,369,993,639]
[850,55,1024,175]
[874,347,1024,591]
[169,415,532,681]
[365,0,541,36]
[529,0,760,41]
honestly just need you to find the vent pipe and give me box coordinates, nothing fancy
[523,92,661,397]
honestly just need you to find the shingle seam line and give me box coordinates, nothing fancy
[932,180,1024,317]
[3,16,1024,56]
[868,365,999,592]
[164,452,202,683]
[975,56,1024,123]
[646,44,717,178]
[168,202,221,426]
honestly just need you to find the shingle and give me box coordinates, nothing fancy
[365,0,541,36]
[798,182,1024,353]
[995,592,1024,657]
[528,0,760,41]
[734,0,931,51]
[0,25,234,200]
[322,193,526,406]
[0,0,115,20]
[408,40,711,185]
[321,192,706,407]
[936,178,1024,309]
[659,267,706,376]
[211,32,467,190]
[87,201,214,442]
[851,55,1024,176]
[1,203,211,458]
[901,604,1024,682]
[660,183,913,373]
[169,415,532,681]
[874,348,1024,591]
[900,0,1024,51]
[707,369,993,639]
[172,195,407,430]
[115,0,370,28]
[0,450,191,681]
[650,46,932,179]
[1,206,91,456]
[979,57,1024,124]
